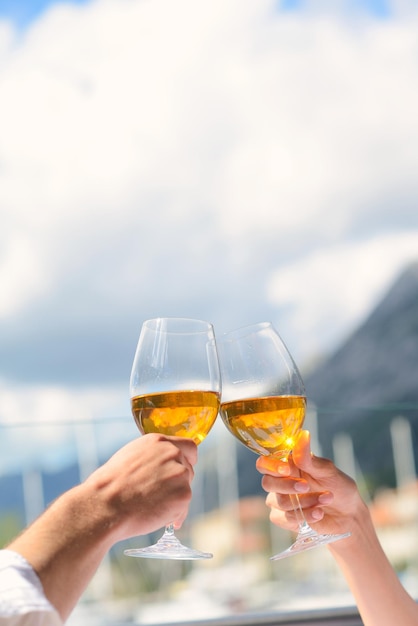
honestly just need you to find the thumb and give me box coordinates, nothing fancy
[292,430,315,473]
[293,430,339,484]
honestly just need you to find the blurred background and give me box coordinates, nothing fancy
[1,0,418,624]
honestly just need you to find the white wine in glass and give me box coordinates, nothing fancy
[218,322,350,560]
[124,317,221,560]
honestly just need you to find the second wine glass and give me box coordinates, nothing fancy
[218,321,350,560]
[124,317,221,560]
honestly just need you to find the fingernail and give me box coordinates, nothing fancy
[318,493,333,504]
[294,481,309,493]
[311,508,324,520]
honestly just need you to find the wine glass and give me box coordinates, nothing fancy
[124,317,221,560]
[218,321,350,560]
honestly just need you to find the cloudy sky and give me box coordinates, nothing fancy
[1,0,418,459]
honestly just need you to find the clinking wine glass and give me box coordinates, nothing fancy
[124,317,221,560]
[218,321,350,560]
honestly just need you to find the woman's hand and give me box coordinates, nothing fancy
[256,430,359,537]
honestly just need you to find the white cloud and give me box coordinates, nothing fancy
[0,0,417,412]
[0,236,49,317]
[0,19,14,59]
[0,381,133,470]
[267,231,418,362]
[0,381,128,425]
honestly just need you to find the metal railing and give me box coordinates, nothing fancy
[117,607,364,626]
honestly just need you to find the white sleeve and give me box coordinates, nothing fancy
[0,550,63,626]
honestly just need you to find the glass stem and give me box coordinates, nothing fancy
[289,494,317,536]
[165,523,175,536]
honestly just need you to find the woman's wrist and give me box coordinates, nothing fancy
[327,494,378,558]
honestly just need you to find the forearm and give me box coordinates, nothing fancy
[7,481,118,621]
[5,435,197,622]
[328,501,418,626]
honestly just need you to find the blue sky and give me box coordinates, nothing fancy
[0,0,392,28]
[281,0,391,16]
[0,0,90,27]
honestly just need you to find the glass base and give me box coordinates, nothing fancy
[124,532,213,560]
[271,530,351,561]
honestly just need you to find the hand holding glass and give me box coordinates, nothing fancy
[124,317,221,560]
[218,322,350,560]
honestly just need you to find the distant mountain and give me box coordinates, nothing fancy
[0,464,81,530]
[190,262,418,507]
[305,261,418,491]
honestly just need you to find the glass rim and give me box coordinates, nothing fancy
[220,321,273,341]
[142,317,215,334]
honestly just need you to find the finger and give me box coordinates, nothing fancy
[292,431,337,480]
[291,430,314,471]
[267,497,328,529]
[268,506,299,532]
[256,455,291,476]
[265,490,330,511]
[269,507,326,531]
[266,492,298,512]
[172,514,187,530]
[161,435,198,466]
[297,506,325,524]
[261,474,309,495]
